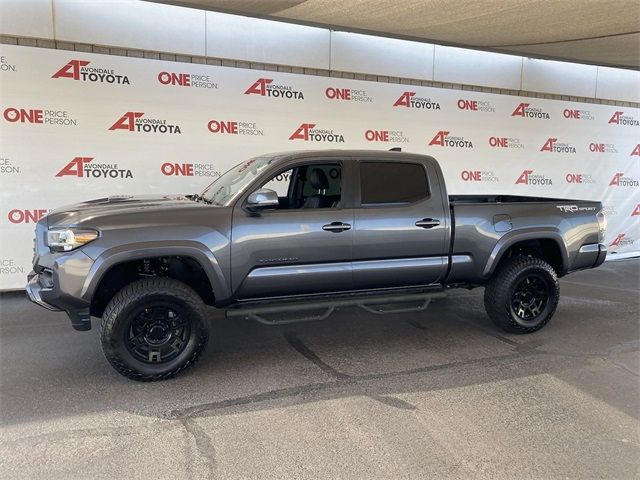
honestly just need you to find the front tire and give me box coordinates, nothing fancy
[100,277,209,381]
[484,256,559,334]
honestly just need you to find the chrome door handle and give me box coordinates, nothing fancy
[322,222,352,233]
[415,218,440,229]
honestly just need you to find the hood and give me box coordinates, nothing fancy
[45,194,209,228]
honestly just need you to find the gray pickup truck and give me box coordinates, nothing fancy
[27,150,607,381]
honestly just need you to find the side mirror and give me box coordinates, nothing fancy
[246,188,279,211]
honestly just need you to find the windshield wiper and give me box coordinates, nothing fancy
[190,193,212,204]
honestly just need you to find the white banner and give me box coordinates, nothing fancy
[1,45,638,289]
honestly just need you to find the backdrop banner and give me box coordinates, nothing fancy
[1,44,638,289]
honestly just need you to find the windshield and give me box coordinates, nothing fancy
[200,156,276,206]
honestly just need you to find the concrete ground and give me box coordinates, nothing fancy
[1,259,639,480]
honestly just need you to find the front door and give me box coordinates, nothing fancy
[352,159,448,289]
[231,160,354,299]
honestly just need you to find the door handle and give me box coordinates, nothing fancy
[415,218,440,229]
[322,222,352,233]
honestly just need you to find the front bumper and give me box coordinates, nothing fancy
[27,247,95,331]
[27,271,92,331]
[26,272,62,311]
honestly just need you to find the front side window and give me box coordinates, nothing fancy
[360,162,428,205]
[259,163,342,210]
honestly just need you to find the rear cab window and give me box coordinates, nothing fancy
[359,162,429,206]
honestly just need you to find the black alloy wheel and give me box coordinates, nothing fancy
[509,274,550,322]
[101,277,209,381]
[125,303,191,364]
[484,255,559,334]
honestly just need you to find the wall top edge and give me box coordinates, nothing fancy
[1,37,638,108]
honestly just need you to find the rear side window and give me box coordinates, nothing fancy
[360,162,429,205]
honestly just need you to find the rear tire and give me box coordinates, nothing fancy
[100,277,209,381]
[484,256,559,334]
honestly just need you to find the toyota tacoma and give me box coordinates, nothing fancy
[27,150,608,381]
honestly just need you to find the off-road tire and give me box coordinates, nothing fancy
[100,277,209,381]
[484,255,559,334]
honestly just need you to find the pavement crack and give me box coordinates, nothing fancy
[166,350,542,421]
[167,380,343,420]
[448,312,539,352]
[533,340,640,377]
[180,417,217,479]
[284,331,350,380]
[2,421,175,447]
[602,341,640,377]
[369,394,417,410]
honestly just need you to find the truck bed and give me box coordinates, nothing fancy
[447,195,603,282]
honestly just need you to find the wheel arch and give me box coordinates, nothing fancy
[82,242,229,315]
[483,228,568,279]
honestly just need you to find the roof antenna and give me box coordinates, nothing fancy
[389,147,402,152]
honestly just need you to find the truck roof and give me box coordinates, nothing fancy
[260,149,437,163]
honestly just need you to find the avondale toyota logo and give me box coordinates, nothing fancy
[511,102,550,119]
[109,112,182,134]
[52,60,130,85]
[608,172,640,187]
[55,157,133,179]
[608,111,639,126]
[515,169,553,185]
[609,233,634,248]
[540,138,576,153]
[393,92,440,110]
[428,131,473,148]
[289,123,345,143]
[244,78,304,100]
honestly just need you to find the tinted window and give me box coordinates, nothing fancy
[360,162,428,205]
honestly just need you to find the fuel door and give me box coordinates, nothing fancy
[493,214,513,232]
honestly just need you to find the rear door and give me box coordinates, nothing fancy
[352,158,448,289]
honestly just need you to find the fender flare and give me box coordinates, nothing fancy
[80,241,229,302]
[482,227,569,278]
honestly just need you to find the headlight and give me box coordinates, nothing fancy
[47,228,99,252]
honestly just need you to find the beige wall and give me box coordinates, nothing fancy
[1,0,638,106]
